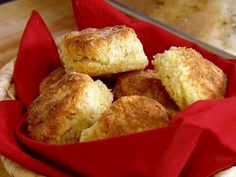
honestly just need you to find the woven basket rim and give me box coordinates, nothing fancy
[0,59,44,177]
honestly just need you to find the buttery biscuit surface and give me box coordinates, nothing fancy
[153,47,227,110]
[27,72,113,144]
[114,70,179,115]
[59,25,148,76]
[39,67,65,94]
[80,96,169,142]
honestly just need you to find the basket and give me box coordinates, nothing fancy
[0,59,236,177]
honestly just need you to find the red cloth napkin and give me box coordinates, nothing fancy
[1,0,236,177]
[14,10,61,107]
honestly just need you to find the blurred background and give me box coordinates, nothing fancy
[114,0,236,57]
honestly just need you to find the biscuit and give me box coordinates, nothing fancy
[153,47,227,110]
[27,72,113,144]
[39,67,65,94]
[80,96,169,142]
[59,25,148,76]
[113,70,179,115]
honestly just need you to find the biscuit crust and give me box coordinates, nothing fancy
[39,67,65,94]
[59,25,148,76]
[114,70,179,113]
[80,96,169,142]
[27,72,113,144]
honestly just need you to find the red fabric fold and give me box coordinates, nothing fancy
[16,116,179,177]
[14,116,236,177]
[0,0,236,177]
[13,10,61,107]
[0,101,71,177]
[173,97,236,151]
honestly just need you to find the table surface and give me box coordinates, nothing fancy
[116,0,236,57]
[0,0,76,176]
[0,0,77,69]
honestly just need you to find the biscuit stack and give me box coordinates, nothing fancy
[26,25,227,144]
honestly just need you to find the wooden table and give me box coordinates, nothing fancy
[0,0,77,176]
[0,0,77,69]
[116,0,236,58]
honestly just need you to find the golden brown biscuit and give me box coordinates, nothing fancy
[80,96,169,142]
[59,25,148,76]
[113,70,179,115]
[39,67,65,94]
[27,72,113,144]
[153,47,227,110]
